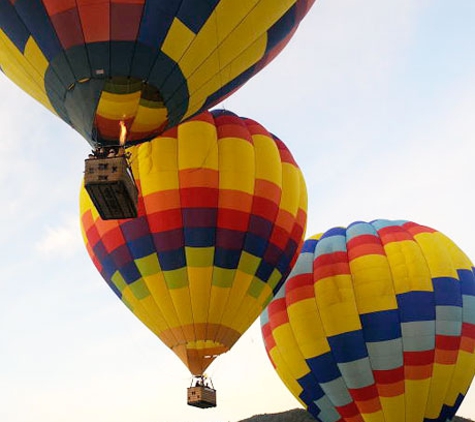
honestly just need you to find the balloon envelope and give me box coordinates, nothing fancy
[80,109,307,375]
[0,0,314,147]
[261,220,475,422]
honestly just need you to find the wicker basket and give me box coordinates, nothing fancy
[187,386,217,408]
[84,156,138,220]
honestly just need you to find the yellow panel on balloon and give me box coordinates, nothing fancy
[350,254,398,314]
[0,33,54,114]
[130,105,168,133]
[383,240,434,294]
[96,91,141,120]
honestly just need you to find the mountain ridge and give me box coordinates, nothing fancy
[238,408,474,422]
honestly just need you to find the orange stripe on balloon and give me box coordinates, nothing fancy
[218,190,253,212]
[274,209,299,234]
[347,235,385,260]
[435,349,459,365]
[254,179,282,204]
[377,226,414,244]
[217,123,253,143]
[460,336,475,353]
[377,380,405,397]
[405,364,433,380]
[179,168,219,188]
[81,209,95,233]
[314,252,351,280]
[460,323,475,352]
[348,243,386,260]
[402,221,437,235]
[355,397,381,414]
[286,275,315,306]
[143,190,181,213]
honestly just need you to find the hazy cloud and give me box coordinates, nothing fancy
[35,217,82,258]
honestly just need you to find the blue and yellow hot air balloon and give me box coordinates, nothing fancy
[0,0,314,147]
[261,219,475,422]
[80,110,307,376]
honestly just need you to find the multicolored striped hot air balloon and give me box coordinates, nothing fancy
[261,219,475,422]
[0,0,314,147]
[80,109,307,376]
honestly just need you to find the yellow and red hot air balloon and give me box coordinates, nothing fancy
[261,220,475,422]
[0,1,314,147]
[79,110,307,404]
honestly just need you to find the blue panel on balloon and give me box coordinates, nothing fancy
[137,0,179,48]
[93,241,108,262]
[327,330,368,363]
[397,291,435,322]
[297,371,326,402]
[244,233,268,256]
[14,0,61,60]
[360,309,401,342]
[177,0,219,34]
[302,238,318,253]
[432,277,463,306]
[255,260,274,282]
[157,249,186,271]
[214,247,241,269]
[265,4,296,53]
[306,352,341,383]
[120,261,142,284]
[127,236,156,260]
[184,227,216,247]
[0,0,30,52]
[459,269,475,296]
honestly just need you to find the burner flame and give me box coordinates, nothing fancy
[119,120,127,146]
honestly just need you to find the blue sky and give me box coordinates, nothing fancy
[1,1,475,421]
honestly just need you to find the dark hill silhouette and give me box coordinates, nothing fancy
[238,408,474,422]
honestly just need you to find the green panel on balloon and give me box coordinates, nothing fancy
[80,109,308,375]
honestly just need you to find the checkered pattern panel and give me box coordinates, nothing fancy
[261,220,475,422]
[80,109,307,375]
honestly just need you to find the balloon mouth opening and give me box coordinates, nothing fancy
[69,76,169,146]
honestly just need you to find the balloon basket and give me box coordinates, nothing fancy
[187,376,217,408]
[187,386,217,408]
[84,154,138,220]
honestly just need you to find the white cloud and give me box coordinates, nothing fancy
[35,217,82,258]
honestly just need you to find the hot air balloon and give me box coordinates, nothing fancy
[0,0,314,148]
[79,109,307,407]
[261,220,475,422]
